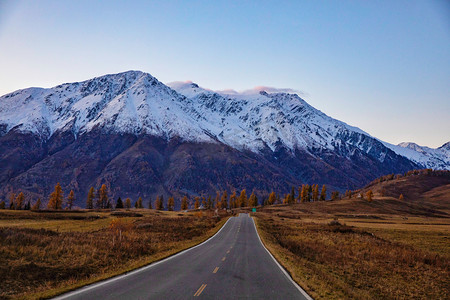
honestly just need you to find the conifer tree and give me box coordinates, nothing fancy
[331,191,340,200]
[99,184,108,209]
[300,185,307,203]
[148,198,152,209]
[220,191,228,209]
[239,189,247,207]
[194,197,200,209]
[9,193,16,210]
[48,183,63,209]
[134,200,139,208]
[156,195,164,210]
[0,201,5,209]
[32,198,41,210]
[116,197,124,209]
[67,190,75,210]
[214,192,220,209]
[15,192,25,210]
[137,197,143,208]
[296,187,301,203]
[206,195,212,209]
[125,198,131,209]
[320,185,327,201]
[366,190,373,202]
[312,184,319,202]
[306,184,312,202]
[168,197,174,211]
[202,197,207,208]
[268,191,276,205]
[229,192,236,209]
[154,196,160,210]
[24,201,31,210]
[289,186,295,204]
[181,196,188,210]
[249,192,258,207]
[86,187,94,209]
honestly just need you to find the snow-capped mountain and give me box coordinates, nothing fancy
[0,70,447,205]
[0,71,211,142]
[383,142,450,170]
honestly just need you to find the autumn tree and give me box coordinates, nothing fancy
[0,201,5,209]
[181,196,188,210]
[9,193,16,210]
[136,197,143,208]
[239,189,247,207]
[300,185,307,203]
[399,194,404,201]
[148,198,153,209]
[156,195,164,210]
[286,186,293,204]
[306,185,312,202]
[220,191,228,209]
[214,192,220,209]
[204,195,211,209]
[98,184,108,209]
[32,198,41,210]
[168,197,174,211]
[15,192,25,210]
[331,191,340,201]
[67,190,75,210]
[268,191,276,205]
[116,197,124,209]
[229,192,236,209]
[320,185,327,201]
[194,197,200,209]
[312,184,319,202]
[283,194,289,204]
[296,187,301,203]
[249,191,258,207]
[366,190,373,202]
[86,187,94,209]
[360,192,364,200]
[125,198,131,209]
[48,183,63,209]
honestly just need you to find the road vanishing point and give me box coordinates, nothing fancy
[55,213,311,299]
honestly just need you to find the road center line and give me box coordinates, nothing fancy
[222,257,226,261]
[226,250,230,254]
[194,284,207,296]
[213,267,219,273]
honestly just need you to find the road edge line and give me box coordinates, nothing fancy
[53,216,233,299]
[251,217,313,300]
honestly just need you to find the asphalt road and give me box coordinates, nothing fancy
[55,213,310,300]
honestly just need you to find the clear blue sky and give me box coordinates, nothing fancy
[0,0,449,147]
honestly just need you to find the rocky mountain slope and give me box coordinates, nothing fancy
[0,71,447,207]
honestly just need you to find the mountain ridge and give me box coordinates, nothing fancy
[0,70,447,206]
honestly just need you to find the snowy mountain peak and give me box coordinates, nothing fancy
[1,70,448,171]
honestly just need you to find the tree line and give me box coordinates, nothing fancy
[6,168,439,210]
[0,183,332,211]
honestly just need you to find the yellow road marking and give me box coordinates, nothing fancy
[222,257,226,261]
[226,250,230,254]
[194,284,207,296]
[213,267,219,273]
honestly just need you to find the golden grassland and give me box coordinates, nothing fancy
[0,209,229,299]
[253,196,450,299]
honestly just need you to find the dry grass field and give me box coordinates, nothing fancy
[254,172,450,299]
[0,209,228,299]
